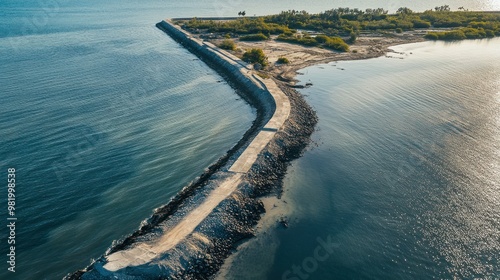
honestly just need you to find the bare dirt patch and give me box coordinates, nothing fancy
[208,33,425,85]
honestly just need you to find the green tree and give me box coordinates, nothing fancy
[242,48,268,66]
[435,5,451,12]
[397,7,414,15]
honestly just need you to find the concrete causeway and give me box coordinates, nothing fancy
[101,19,291,272]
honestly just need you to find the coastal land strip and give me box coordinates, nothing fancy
[67,17,426,280]
[66,19,317,280]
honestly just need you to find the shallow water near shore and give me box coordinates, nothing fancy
[220,38,500,279]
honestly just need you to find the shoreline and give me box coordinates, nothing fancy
[67,18,426,280]
[220,34,425,85]
[66,20,316,279]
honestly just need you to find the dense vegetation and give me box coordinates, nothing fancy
[239,33,269,41]
[263,7,500,37]
[181,17,294,36]
[425,27,495,40]
[277,33,349,52]
[178,7,500,43]
[242,48,268,67]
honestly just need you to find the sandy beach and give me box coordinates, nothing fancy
[207,32,425,84]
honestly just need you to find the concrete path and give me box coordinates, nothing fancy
[104,174,243,271]
[102,19,290,272]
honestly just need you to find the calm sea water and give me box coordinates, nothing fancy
[222,39,500,279]
[1,0,499,279]
[0,1,259,279]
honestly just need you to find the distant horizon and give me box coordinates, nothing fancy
[170,9,500,20]
[198,0,500,17]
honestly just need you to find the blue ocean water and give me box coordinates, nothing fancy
[1,1,499,279]
[1,1,259,279]
[222,39,500,279]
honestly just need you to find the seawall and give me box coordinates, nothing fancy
[156,20,276,122]
[67,19,316,280]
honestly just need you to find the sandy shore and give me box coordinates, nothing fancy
[209,33,425,84]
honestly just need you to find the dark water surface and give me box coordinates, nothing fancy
[0,1,256,279]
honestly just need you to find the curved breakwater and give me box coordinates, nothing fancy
[158,20,276,121]
[67,19,317,279]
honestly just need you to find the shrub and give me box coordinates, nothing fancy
[425,29,470,40]
[324,37,349,52]
[348,31,358,43]
[256,72,270,79]
[314,34,330,43]
[277,57,290,64]
[277,34,349,52]
[395,28,403,33]
[434,20,462,28]
[413,19,431,28]
[461,27,486,39]
[219,39,236,50]
[395,21,413,30]
[242,48,268,66]
[441,30,467,40]
[485,29,495,37]
[424,32,439,40]
[298,37,319,46]
[239,33,268,41]
[276,34,319,46]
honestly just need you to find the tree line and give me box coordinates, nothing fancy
[177,7,500,42]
